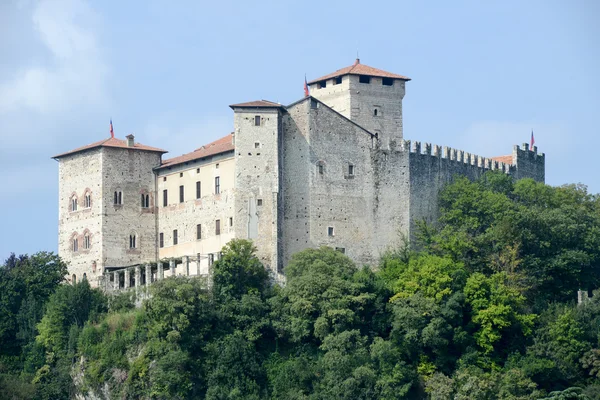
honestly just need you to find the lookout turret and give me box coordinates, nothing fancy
[308,59,410,149]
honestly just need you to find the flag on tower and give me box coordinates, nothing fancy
[530,130,535,148]
[304,75,310,97]
[110,119,114,138]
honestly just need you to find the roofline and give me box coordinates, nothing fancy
[154,148,235,171]
[308,72,411,85]
[286,96,376,138]
[229,102,286,110]
[52,145,167,161]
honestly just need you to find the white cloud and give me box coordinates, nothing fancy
[0,0,108,116]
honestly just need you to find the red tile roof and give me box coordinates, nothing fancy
[491,155,513,165]
[308,59,410,84]
[229,100,285,108]
[159,134,234,168]
[53,137,167,159]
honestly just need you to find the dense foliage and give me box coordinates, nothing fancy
[1,173,599,399]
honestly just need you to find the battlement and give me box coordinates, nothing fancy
[391,139,513,174]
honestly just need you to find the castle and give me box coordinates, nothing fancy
[53,59,545,288]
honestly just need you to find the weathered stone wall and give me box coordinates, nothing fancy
[156,153,235,275]
[308,76,352,117]
[101,148,162,272]
[233,107,283,272]
[282,98,379,267]
[57,149,103,284]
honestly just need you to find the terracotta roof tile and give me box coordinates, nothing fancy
[308,59,410,84]
[159,134,234,168]
[229,100,285,108]
[53,137,167,159]
[491,155,513,165]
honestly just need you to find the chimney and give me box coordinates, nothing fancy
[126,134,135,147]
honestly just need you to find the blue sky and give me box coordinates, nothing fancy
[0,0,598,259]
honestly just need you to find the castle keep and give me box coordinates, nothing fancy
[54,60,545,287]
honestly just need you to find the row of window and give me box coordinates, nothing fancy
[317,162,355,176]
[316,75,394,89]
[70,192,92,212]
[159,218,233,247]
[163,177,220,206]
[72,232,139,252]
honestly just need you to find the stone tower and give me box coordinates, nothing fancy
[53,135,166,285]
[230,100,285,273]
[308,59,410,149]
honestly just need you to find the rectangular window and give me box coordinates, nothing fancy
[328,227,334,236]
[196,181,201,199]
[254,116,260,126]
[179,172,183,177]
[318,164,324,174]
[229,217,233,227]
[335,247,346,254]
[173,229,178,245]
[318,80,326,88]
[254,142,260,149]
[208,253,214,266]
[215,219,221,235]
[159,233,164,248]
[163,190,168,207]
[196,224,202,240]
[348,164,355,176]
[84,236,90,249]
[257,199,263,206]
[359,75,370,84]
[215,176,220,194]
[382,77,394,86]
[73,239,78,252]
[196,168,200,173]
[179,185,184,203]
[335,76,342,85]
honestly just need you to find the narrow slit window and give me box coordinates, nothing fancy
[328,227,334,236]
[163,190,168,207]
[348,164,355,176]
[84,235,90,249]
[159,233,164,248]
[179,185,184,203]
[215,176,220,194]
[73,238,78,252]
[196,181,201,199]
[173,229,178,245]
[229,217,233,227]
[254,116,260,126]
[215,219,221,235]
[318,164,324,174]
[197,224,202,240]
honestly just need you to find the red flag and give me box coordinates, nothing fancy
[110,119,114,138]
[530,130,535,148]
[304,75,309,97]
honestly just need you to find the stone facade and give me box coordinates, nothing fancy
[54,60,545,286]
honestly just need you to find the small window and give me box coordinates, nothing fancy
[159,232,164,248]
[72,274,77,284]
[335,76,342,85]
[179,185,184,203]
[216,163,219,169]
[141,194,150,208]
[84,193,91,208]
[318,80,326,89]
[318,164,324,175]
[208,253,214,266]
[254,142,260,149]
[215,219,221,235]
[71,197,78,212]
[114,191,122,205]
[373,109,378,116]
[359,75,370,84]
[196,168,200,173]
[254,116,261,126]
[215,177,220,194]
[83,273,87,281]
[311,99,318,109]
[335,247,346,254]
[257,199,263,206]
[197,224,202,240]
[129,234,137,249]
[180,172,183,178]
[229,217,233,227]
[348,164,355,176]
[196,181,201,199]
[84,235,90,249]
[163,190,168,207]
[163,176,167,182]
[328,227,334,236]
[382,77,394,86]
[73,238,78,252]
[173,229,178,245]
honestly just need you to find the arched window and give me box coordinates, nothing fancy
[84,233,91,249]
[84,192,91,208]
[72,274,77,284]
[129,233,137,249]
[114,190,123,205]
[71,195,78,212]
[72,237,79,252]
[141,193,149,208]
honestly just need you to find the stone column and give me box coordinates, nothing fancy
[112,271,118,291]
[158,262,164,280]
[184,256,190,276]
[124,269,130,289]
[145,264,151,287]
[135,265,142,292]
[170,260,176,277]
[197,253,202,276]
